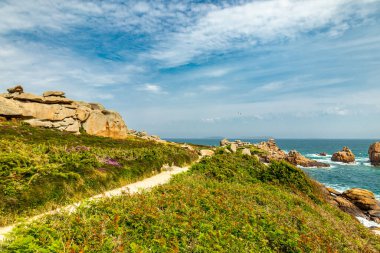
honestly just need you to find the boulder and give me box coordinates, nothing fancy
[43,91,65,97]
[319,152,327,156]
[331,147,355,163]
[342,188,378,211]
[229,143,237,153]
[82,110,128,139]
[200,149,214,157]
[12,93,44,103]
[7,85,23,94]
[43,96,73,104]
[326,187,341,196]
[286,150,330,168]
[241,148,251,156]
[257,139,287,162]
[0,96,24,117]
[75,106,91,122]
[334,196,367,218]
[368,142,380,166]
[220,138,230,147]
[19,103,76,121]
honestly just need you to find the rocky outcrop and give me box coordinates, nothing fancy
[286,150,330,168]
[219,138,329,168]
[331,147,355,163]
[369,142,380,166]
[325,187,380,224]
[342,188,378,211]
[0,86,128,138]
[257,139,287,161]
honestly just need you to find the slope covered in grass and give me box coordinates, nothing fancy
[3,153,379,252]
[0,121,198,226]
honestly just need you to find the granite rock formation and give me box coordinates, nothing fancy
[368,142,380,166]
[331,146,355,163]
[0,86,128,138]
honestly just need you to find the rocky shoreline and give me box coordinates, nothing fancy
[206,138,380,235]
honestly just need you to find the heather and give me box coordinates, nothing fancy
[0,121,198,226]
[4,153,380,252]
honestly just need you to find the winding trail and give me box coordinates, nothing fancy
[0,165,191,242]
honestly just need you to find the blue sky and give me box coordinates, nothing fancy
[1,0,380,138]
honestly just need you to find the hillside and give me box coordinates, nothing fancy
[0,121,198,226]
[2,152,379,252]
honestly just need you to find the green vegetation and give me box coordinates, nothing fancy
[3,153,379,252]
[0,121,198,226]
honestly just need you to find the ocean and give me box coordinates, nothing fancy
[167,138,380,199]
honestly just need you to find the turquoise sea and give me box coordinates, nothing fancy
[167,139,380,199]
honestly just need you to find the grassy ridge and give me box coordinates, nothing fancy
[0,122,198,226]
[3,153,379,252]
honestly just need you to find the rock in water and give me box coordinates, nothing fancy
[331,146,355,163]
[368,142,380,166]
[286,150,330,168]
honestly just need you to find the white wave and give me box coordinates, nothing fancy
[298,165,332,169]
[356,217,380,228]
[305,153,332,158]
[363,162,373,167]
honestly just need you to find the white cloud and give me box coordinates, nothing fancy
[199,84,227,92]
[137,84,167,94]
[150,0,379,66]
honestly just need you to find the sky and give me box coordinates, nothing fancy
[0,0,380,138]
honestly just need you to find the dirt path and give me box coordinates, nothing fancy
[0,165,190,242]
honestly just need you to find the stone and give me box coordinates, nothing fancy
[319,152,327,156]
[334,196,367,218]
[326,187,341,196]
[24,119,53,128]
[286,150,330,168]
[43,96,73,104]
[200,149,214,157]
[0,96,24,117]
[7,85,23,94]
[19,103,76,121]
[64,120,80,133]
[241,148,251,156]
[43,91,65,97]
[220,138,230,146]
[342,188,378,211]
[331,147,355,163]
[12,93,44,103]
[368,142,380,166]
[229,143,237,153]
[75,106,91,122]
[89,103,105,110]
[82,110,128,139]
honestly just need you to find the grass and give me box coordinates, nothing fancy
[3,153,379,252]
[0,121,198,226]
